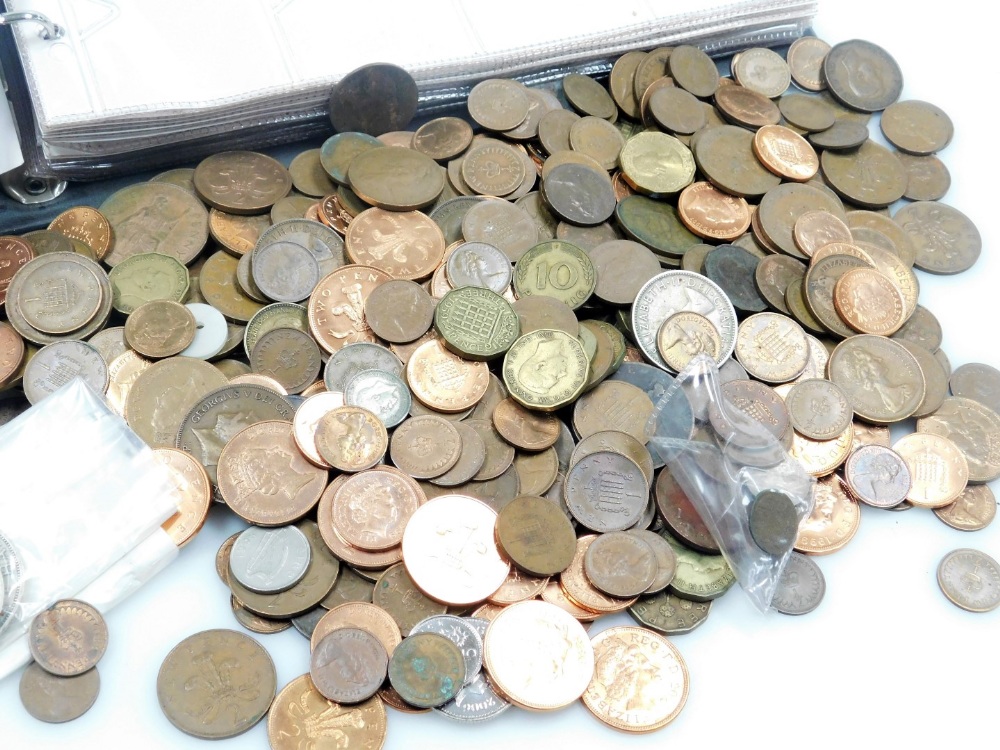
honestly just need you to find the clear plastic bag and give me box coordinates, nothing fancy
[647,355,815,612]
[0,378,179,652]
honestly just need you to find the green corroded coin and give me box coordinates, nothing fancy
[503,329,589,412]
[387,632,466,708]
[319,132,382,186]
[615,195,700,258]
[243,302,309,358]
[661,530,735,602]
[435,287,520,361]
[513,241,595,310]
[108,252,190,315]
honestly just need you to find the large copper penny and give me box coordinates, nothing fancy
[193,151,292,215]
[390,415,462,479]
[345,207,445,280]
[19,664,100,724]
[308,264,391,354]
[268,675,387,750]
[100,183,208,266]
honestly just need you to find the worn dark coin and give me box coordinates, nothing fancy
[823,39,903,112]
[778,94,836,132]
[329,63,418,136]
[821,141,906,208]
[890,304,942,352]
[754,255,806,315]
[655,467,719,554]
[669,45,719,98]
[880,100,953,155]
[290,607,326,639]
[661,531,735,602]
[19,663,100,724]
[583,531,658,597]
[693,125,781,198]
[157,629,276,739]
[648,86,705,134]
[897,153,951,202]
[771,552,825,615]
[495,494,577,576]
[950,363,1000,415]
[388,632,466,708]
[629,591,712,635]
[543,163,616,226]
[311,627,388,703]
[410,614,483,685]
[937,549,1000,613]
[807,119,870,151]
[703,244,767,314]
[749,489,799,556]
[713,84,781,129]
[563,73,617,119]
[615,195,700,258]
[894,201,981,275]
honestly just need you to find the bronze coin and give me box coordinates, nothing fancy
[633,47,673,102]
[413,117,474,161]
[19,663,100,724]
[583,531,658,598]
[315,405,387,472]
[250,327,322,395]
[807,119,870,151]
[917,397,1000,484]
[894,201,981,275]
[349,148,444,211]
[820,141,906,208]
[193,151,292,215]
[543,163,616,226]
[373,563,448,635]
[786,378,853,440]
[833,267,906,336]
[754,255,806,315]
[669,45,719,98]
[29,600,108,677]
[803,254,869,339]
[778,93,836,132]
[934,485,997,532]
[0,236,37,308]
[610,50,647,118]
[390,415,462,479]
[492,397,560,451]
[828,335,925,424]
[563,73,617,120]
[890,303,942,352]
[311,628,388,704]
[363,279,435,343]
[693,125,781,198]
[267,675,387,749]
[787,36,830,92]
[99,183,208,267]
[795,475,860,555]
[949,363,1000,415]
[388,632,466,708]
[124,299,196,358]
[329,63,418,136]
[823,39,903,112]
[648,86,706,135]
[564,451,648,532]
[896,340,949,419]
[881,100,953,155]
[677,181,751,241]
[752,124,819,182]
[495,494,577,577]
[714,84,781,129]
[892,433,968,508]
[897,153,951,202]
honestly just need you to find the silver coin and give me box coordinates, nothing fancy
[631,270,738,370]
[23,340,109,405]
[344,369,411,427]
[410,614,483,684]
[435,617,511,722]
[251,241,320,303]
[255,218,345,274]
[771,552,825,615]
[291,607,327,639]
[0,531,24,639]
[229,525,312,595]
[429,196,488,245]
[324,341,403,391]
[446,242,512,294]
[937,548,1000,613]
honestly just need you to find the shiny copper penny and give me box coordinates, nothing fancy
[0,322,25,385]
[582,626,689,733]
[892,433,969,508]
[402,495,509,606]
[29,600,108,677]
[0,235,34,307]
[483,600,594,711]
[268,675,387,750]
[844,445,912,509]
[677,181,751,241]
[48,206,114,260]
[345,208,445,280]
[795,475,861,556]
[154,448,212,547]
[406,339,489,413]
[308,264,391,355]
[331,467,422,550]
[752,124,819,181]
[314,405,387,472]
[833,267,906,336]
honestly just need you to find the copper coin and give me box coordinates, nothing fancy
[795,475,860,555]
[388,632,466,708]
[778,93,836,132]
[655,467,719,554]
[29,600,108,677]
[785,378,853,440]
[949,363,1000,415]
[833,267,906,336]
[363,279,434,343]
[492,397,560,451]
[488,567,549,606]
[820,141,906,209]
[466,418,516,481]
[897,152,951,202]
[0,322,25,386]
[916,397,1000,484]
[572,380,655,445]
[99,183,207,266]
[124,299,196,358]
[892,433,969,508]
[827,335,925,425]
[495,494,577,577]
[406,339,489,413]
[753,124,819,181]
[402,495,509,606]
[0,235,34,307]
[792,210,853,258]
[157,629,276,739]
[677,181,751,241]
[345,207,444,280]
[844,445,912,509]
[267,675,387,750]
[193,151,291,215]
[47,206,113,260]
[390,415,462,479]
[19,663,100,724]
[413,117,474,160]
[588,240,662,305]
[431,421,488,487]
[15,253,104,335]
[332,468,421,550]
[350,147,444,211]
[314,405,387,472]
[693,125,781,198]
[564,451,648,532]
[230,597,292,635]
[329,63,417,136]
[310,601,401,655]
[250,327,322,394]
[880,100,953,155]
[467,78,530,131]
[372,563,447,636]
[789,423,854,477]
[154,448,212,547]
[308,264,391,354]
[787,36,830,92]
[310,628,388,704]
[934,485,997,532]
[583,531,658,597]
[754,255,806,315]
[560,535,636,614]
[216,420,326,524]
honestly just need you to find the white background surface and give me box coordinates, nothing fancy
[3,2,999,748]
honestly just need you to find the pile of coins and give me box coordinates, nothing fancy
[2,30,999,747]
[19,600,107,723]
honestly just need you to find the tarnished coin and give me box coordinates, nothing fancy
[503,328,588,412]
[704,245,767,315]
[483,600,594,710]
[808,119,870,150]
[569,115,626,169]
[495,494,577,577]
[100,182,208,266]
[513,240,595,310]
[949,363,1000,415]
[492,397,560,451]
[349,148,444,211]
[787,36,830,92]
[124,299,196,358]
[934,485,997,532]
[619,131,695,195]
[208,210,271,257]
[897,152,951,202]
[435,286,519,361]
[250,327,322,394]
[895,201,981,275]
[827,335,925,424]
[821,141,906,208]
[754,255,805,316]
[668,45,719,97]
[655,468,719,554]
[372,563,447,636]
[880,100,953,155]
[157,629,276,739]
[329,63,418,136]
[713,84,781,129]
[315,405,387,472]
[445,242,512,294]
[543,163,616,226]
[467,79,530,131]
[748,490,799,556]
[629,591,712,635]
[390,414,461,479]
[29,600,108,677]
[14,254,103,335]
[410,614,483,685]
[311,628,388,704]
[19,663,100,724]
[311,601,401,656]
[359,279,432,344]
[771,552,826,615]
[230,525,312,596]
[662,531,735,602]
[564,451,647,532]
[588,240,661,306]
[844,445,911,509]
[779,93,836,132]
[792,210,852,258]
[917,397,1000,484]
[461,199,539,263]
[389,632,466,708]
[582,626,688,732]
[193,151,291,215]
[22,340,107,405]
[109,251,189,315]
[937,549,1000,613]
[268,675,387,750]
[563,73,616,119]
[786,378,853,440]
[893,433,968,508]
[198,250,264,323]
[583,531,657,598]
[616,195,700,259]
[217,420,327,524]
[823,39,903,112]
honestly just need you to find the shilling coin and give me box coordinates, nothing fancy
[937,549,1000,613]
[230,525,312,594]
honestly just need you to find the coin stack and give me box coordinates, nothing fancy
[19,601,107,724]
[2,30,999,748]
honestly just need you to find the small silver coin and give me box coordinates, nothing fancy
[344,369,411,427]
[937,548,1000,613]
[434,617,511,722]
[446,242,513,294]
[324,341,403,391]
[229,525,312,595]
[772,552,825,615]
[23,340,109,405]
[410,614,483,685]
[251,240,320,303]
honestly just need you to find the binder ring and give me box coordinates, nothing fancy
[0,11,64,40]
